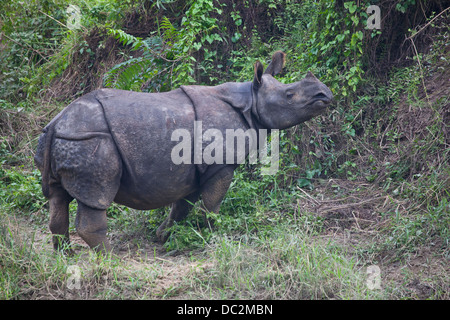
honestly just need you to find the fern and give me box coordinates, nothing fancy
[160,16,179,44]
[107,29,144,51]
[104,0,222,92]
[104,28,163,91]
[103,56,144,89]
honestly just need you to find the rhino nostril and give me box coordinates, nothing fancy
[313,92,329,101]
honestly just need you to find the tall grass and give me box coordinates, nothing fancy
[0,211,171,299]
[0,212,64,299]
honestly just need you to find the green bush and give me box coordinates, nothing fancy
[0,168,45,213]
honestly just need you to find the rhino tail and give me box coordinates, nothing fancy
[39,123,56,198]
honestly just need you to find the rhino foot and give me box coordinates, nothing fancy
[156,219,172,243]
[75,201,112,254]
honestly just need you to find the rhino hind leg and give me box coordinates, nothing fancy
[48,184,73,253]
[75,201,111,253]
[52,135,122,210]
[50,135,121,252]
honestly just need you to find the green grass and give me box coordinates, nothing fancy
[0,168,45,213]
[0,207,384,300]
[0,212,63,299]
[187,224,383,300]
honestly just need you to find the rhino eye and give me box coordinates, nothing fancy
[286,92,294,100]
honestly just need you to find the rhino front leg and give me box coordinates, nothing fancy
[201,166,235,228]
[156,191,200,243]
[75,201,111,253]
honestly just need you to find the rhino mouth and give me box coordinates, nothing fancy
[308,93,332,111]
[312,92,332,105]
[301,93,332,118]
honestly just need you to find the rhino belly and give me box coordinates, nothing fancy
[113,163,198,210]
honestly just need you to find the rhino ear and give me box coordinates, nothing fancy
[253,61,264,89]
[264,51,286,76]
[306,71,319,80]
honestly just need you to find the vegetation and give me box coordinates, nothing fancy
[1,0,449,300]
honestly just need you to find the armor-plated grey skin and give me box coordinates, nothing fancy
[34,51,333,253]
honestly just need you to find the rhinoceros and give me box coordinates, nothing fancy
[34,51,333,253]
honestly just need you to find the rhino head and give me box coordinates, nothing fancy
[252,51,333,129]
